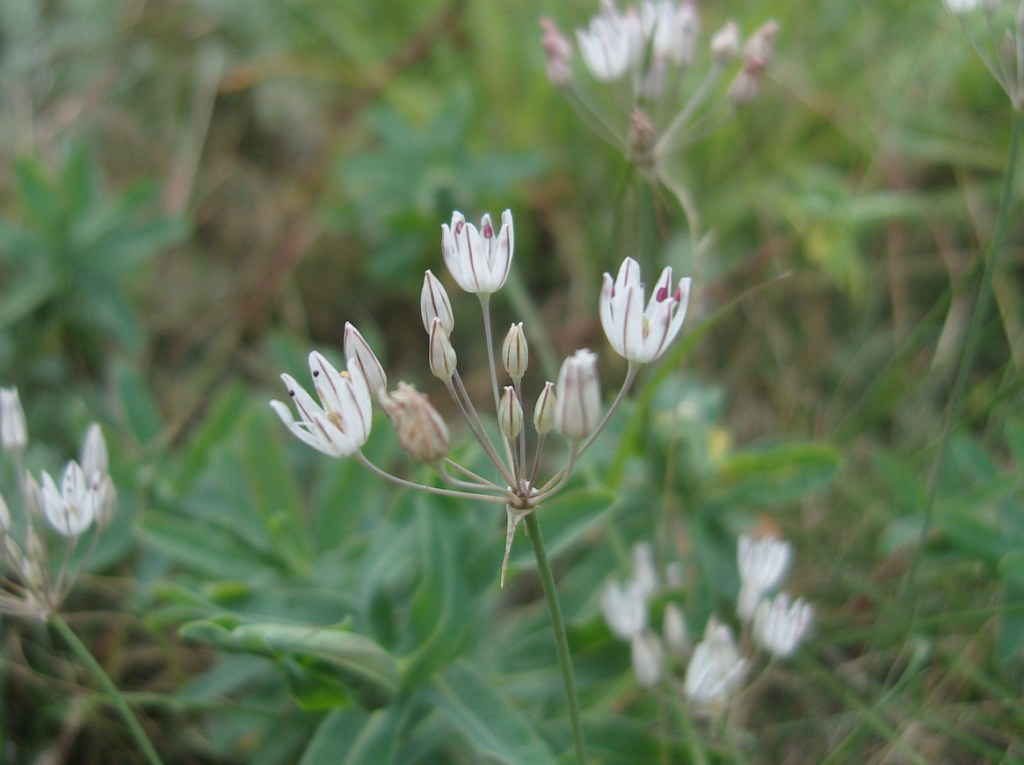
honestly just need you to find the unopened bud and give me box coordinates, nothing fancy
[555,349,601,441]
[80,423,109,477]
[344,323,389,399]
[741,20,780,69]
[501,323,528,383]
[1,387,27,451]
[710,20,741,62]
[0,492,10,533]
[540,17,574,88]
[498,387,524,439]
[533,381,557,435]
[429,317,458,380]
[385,383,450,462]
[92,473,117,529]
[421,270,455,335]
[663,602,689,653]
[631,631,665,688]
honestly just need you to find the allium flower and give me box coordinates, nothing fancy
[600,257,692,363]
[575,1,644,81]
[663,602,688,653]
[344,323,389,400]
[753,593,814,658]
[601,579,649,639]
[943,0,1001,12]
[631,630,664,687]
[555,349,601,440]
[683,619,747,707]
[40,463,96,538]
[270,353,372,458]
[421,270,455,335]
[441,210,514,295]
[0,388,27,451]
[737,534,793,621]
[640,0,699,66]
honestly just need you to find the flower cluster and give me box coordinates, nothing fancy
[598,533,813,712]
[0,388,117,620]
[540,1,780,168]
[272,210,692,583]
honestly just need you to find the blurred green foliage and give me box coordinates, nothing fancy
[1,0,1023,762]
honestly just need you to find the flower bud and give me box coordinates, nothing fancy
[420,270,455,335]
[663,602,689,653]
[429,317,458,380]
[501,323,528,383]
[555,349,601,441]
[0,491,10,533]
[1,387,28,451]
[710,20,741,62]
[533,381,557,435]
[498,387,523,439]
[385,383,450,462]
[631,631,664,688]
[80,423,109,477]
[540,17,574,87]
[344,323,389,400]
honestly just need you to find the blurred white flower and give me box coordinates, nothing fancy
[663,602,689,653]
[753,593,814,658]
[631,630,665,687]
[737,534,793,621]
[943,0,1002,12]
[576,1,644,81]
[601,579,648,639]
[40,463,96,538]
[683,619,747,707]
[0,388,27,451]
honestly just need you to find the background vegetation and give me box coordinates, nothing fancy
[1,0,1022,762]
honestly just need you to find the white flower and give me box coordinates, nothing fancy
[630,542,658,601]
[600,257,691,363]
[344,323,389,400]
[640,0,699,66]
[631,630,664,687]
[683,619,747,707]
[600,579,648,639]
[555,349,601,441]
[420,270,455,335]
[270,352,372,458]
[753,593,813,658]
[943,0,1001,12]
[441,210,514,295]
[737,534,793,621]
[575,1,644,81]
[663,602,688,653]
[80,423,109,477]
[40,463,96,537]
[1,387,27,451]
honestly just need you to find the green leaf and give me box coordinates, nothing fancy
[242,408,311,569]
[301,703,411,765]
[140,512,271,579]
[400,495,470,687]
[430,661,556,765]
[180,619,401,710]
[708,441,841,506]
[114,359,165,446]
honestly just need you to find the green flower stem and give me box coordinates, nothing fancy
[906,110,1022,604]
[49,613,165,765]
[524,512,587,765]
